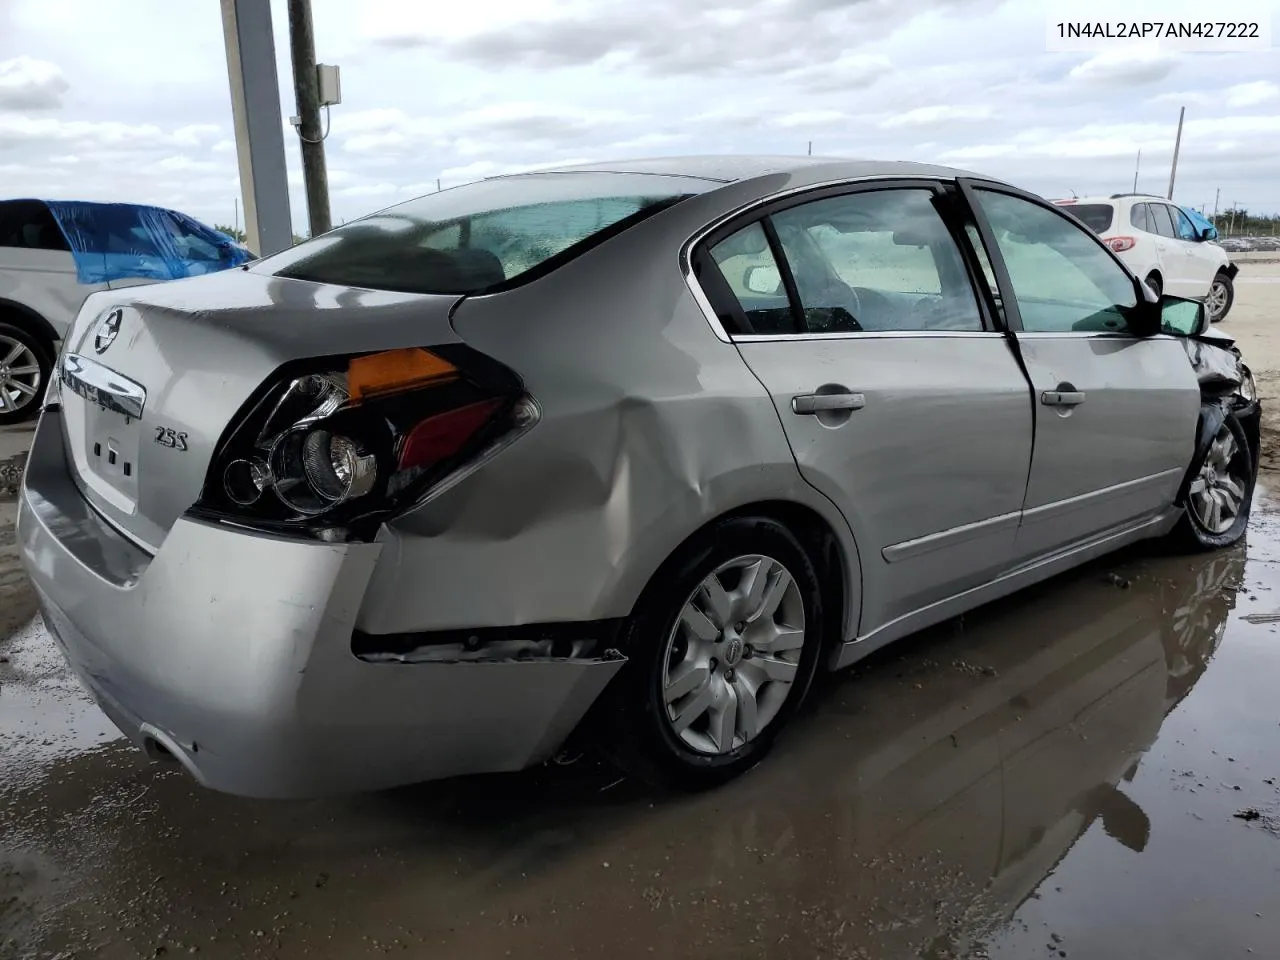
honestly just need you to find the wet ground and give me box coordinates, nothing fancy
[3,494,1280,959]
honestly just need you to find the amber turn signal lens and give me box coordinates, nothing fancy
[347,348,458,402]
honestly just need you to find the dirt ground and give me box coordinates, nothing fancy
[2,262,1280,959]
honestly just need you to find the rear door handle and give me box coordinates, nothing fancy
[1041,390,1086,407]
[792,393,866,414]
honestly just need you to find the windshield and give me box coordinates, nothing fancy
[1065,203,1115,234]
[256,171,713,295]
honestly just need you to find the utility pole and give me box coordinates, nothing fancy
[807,141,812,156]
[1167,106,1185,200]
[1213,187,1220,225]
[1132,149,1140,192]
[288,0,331,236]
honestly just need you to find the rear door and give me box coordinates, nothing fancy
[697,181,1034,634]
[961,183,1200,562]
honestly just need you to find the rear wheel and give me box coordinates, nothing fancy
[1172,411,1255,551]
[1206,271,1234,323]
[0,322,51,425]
[604,516,825,790]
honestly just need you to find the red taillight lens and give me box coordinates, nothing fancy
[399,398,505,471]
[1106,236,1137,252]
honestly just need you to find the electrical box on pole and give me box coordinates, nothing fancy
[317,64,342,107]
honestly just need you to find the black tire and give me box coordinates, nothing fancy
[602,516,826,790]
[1207,271,1234,323]
[0,321,52,426]
[1171,410,1256,551]
[1145,273,1163,299]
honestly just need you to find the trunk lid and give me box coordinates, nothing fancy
[56,268,463,552]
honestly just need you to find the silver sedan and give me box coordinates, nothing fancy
[17,157,1261,797]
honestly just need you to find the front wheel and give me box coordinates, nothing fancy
[1171,411,1256,551]
[603,516,825,790]
[1206,271,1234,323]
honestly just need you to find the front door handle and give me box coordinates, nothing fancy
[793,392,866,414]
[1041,389,1086,407]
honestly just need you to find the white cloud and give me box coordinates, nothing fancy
[1069,49,1178,85]
[881,105,993,128]
[0,56,69,110]
[1226,81,1280,108]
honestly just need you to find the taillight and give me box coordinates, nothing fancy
[1105,236,1137,252]
[194,345,537,540]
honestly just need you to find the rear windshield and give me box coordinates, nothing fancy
[1064,203,1114,234]
[257,172,712,295]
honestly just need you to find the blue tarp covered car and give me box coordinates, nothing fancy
[35,199,252,285]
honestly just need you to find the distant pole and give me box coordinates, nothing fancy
[436,178,441,192]
[233,197,239,235]
[807,141,812,156]
[1132,149,1140,192]
[1167,106,1185,199]
[288,0,332,236]
[1213,187,1220,224]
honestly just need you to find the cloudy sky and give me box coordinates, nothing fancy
[1,0,1278,236]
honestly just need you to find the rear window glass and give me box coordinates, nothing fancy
[257,172,712,295]
[1065,203,1114,233]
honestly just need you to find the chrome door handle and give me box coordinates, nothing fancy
[792,393,865,414]
[1041,390,1086,407]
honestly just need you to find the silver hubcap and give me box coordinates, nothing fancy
[1189,425,1245,535]
[1207,281,1228,317]
[661,554,806,755]
[0,335,42,414]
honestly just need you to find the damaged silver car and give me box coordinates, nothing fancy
[16,157,1261,798]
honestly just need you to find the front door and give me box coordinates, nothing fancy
[699,182,1034,635]
[963,184,1201,563]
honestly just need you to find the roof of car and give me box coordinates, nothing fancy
[501,155,991,186]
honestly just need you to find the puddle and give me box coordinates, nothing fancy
[0,614,122,790]
[2,509,1279,959]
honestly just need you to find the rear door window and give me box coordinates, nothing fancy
[257,172,712,295]
[768,188,984,333]
[1130,203,1153,233]
[1149,203,1178,238]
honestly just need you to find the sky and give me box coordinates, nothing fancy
[1,0,1278,235]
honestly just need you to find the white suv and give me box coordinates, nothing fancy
[1053,194,1237,324]
[0,198,251,423]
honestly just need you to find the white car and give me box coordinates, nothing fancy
[1054,194,1237,324]
[0,198,251,424]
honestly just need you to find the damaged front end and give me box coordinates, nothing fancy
[1178,332,1262,501]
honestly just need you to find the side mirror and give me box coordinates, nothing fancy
[1159,296,1209,338]
[1197,225,1217,242]
[743,264,782,295]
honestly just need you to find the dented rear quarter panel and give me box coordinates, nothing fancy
[354,173,874,641]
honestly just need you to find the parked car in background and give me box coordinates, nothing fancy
[18,157,1260,799]
[0,199,252,423]
[1053,194,1238,324]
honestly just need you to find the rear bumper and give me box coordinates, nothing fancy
[17,410,624,798]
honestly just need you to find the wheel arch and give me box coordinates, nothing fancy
[626,497,861,669]
[0,298,59,359]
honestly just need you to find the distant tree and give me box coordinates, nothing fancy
[292,233,309,245]
[214,224,247,243]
